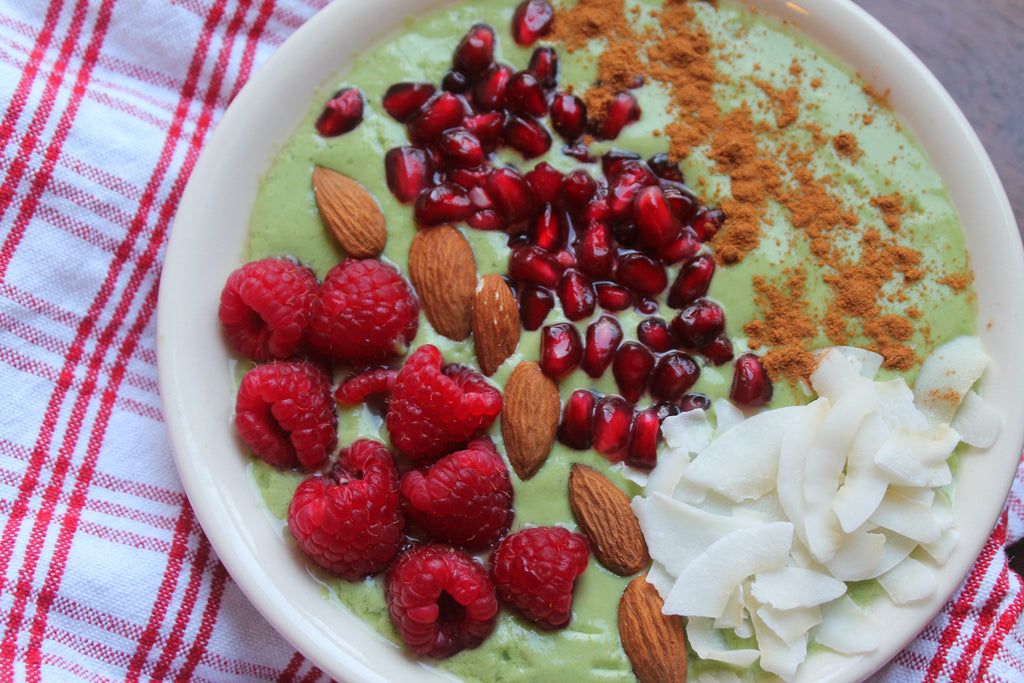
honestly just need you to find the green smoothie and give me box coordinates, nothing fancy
[240,0,976,680]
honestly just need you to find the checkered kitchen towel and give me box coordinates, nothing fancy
[0,0,1021,681]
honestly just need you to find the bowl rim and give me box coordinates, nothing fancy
[157,0,1024,681]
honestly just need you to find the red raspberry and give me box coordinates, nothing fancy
[218,257,318,361]
[400,438,514,551]
[333,367,398,406]
[490,526,590,630]
[306,258,420,367]
[234,360,336,470]
[386,544,499,658]
[287,439,404,580]
[386,345,502,461]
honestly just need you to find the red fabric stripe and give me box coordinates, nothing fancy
[278,651,307,683]
[176,553,230,681]
[973,563,1024,680]
[228,0,277,102]
[951,559,1010,679]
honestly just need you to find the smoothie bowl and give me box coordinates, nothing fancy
[157,0,1024,681]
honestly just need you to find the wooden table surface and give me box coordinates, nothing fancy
[853,0,1024,237]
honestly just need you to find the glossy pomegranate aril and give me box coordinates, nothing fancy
[552,247,576,271]
[453,23,495,77]
[637,317,673,353]
[529,203,564,251]
[659,180,699,225]
[527,46,559,89]
[607,161,657,220]
[550,92,587,141]
[485,167,534,224]
[557,269,597,321]
[592,394,633,459]
[463,111,505,144]
[730,353,773,407]
[650,351,700,401]
[595,282,633,311]
[511,0,555,46]
[473,63,512,111]
[413,182,474,226]
[509,244,561,289]
[503,114,552,159]
[602,149,642,178]
[563,142,595,163]
[558,389,596,450]
[442,69,470,94]
[701,334,734,366]
[384,146,434,204]
[633,185,681,248]
[653,401,681,423]
[408,92,465,143]
[592,91,640,140]
[539,322,583,379]
[525,162,564,204]
[693,206,726,241]
[671,298,726,350]
[581,196,610,224]
[577,221,615,280]
[315,88,364,137]
[518,285,554,330]
[647,153,684,183]
[668,253,716,308]
[627,407,661,470]
[612,341,655,403]
[615,252,667,297]
[581,315,623,378]
[505,71,548,117]
[561,169,597,210]
[636,297,659,315]
[449,166,488,190]
[659,226,701,264]
[438,128,485,168]
[679,392,711,412]
[468,208,505,231]
[381,82,436,123]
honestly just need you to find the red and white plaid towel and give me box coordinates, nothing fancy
[0,0,1020,681]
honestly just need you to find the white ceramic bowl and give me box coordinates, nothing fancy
[157,0,1024,681]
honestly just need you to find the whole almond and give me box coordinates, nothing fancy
[472,274,521,376]
[502,361,560,480]
[568,463,649,576]
[312,166,387,257]
[408,225,477,341]
[619,574,688,683]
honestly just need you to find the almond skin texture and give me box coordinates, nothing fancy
[619,574,688,683]
[502,361,560,480]
[568,463,649,576]
[472,274,521,376]
[408,225,477,341]
[312,166,387,257]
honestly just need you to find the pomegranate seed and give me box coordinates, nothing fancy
[505,71,548,117]
[561,169,597,210]
[650,351,700,401]
[653,401,681,423]
[315,88,364,137]
[592,91,640,140]
[668,253,716,308]
[671,298,726,349]
[413,182,474,225]
[552,247,576,270]
[577,221,615,279]
[659,226,701,264]
[592,394,633,459]
[660,180,700,225]
[607,161,657,220]
[503,114,552,159]
[468,208,505,231]
[633,185,681,248]
[525,162,564,203]
[550,92,587,141]
[463,111,505,144]
[527,46,559,88]
[530,203,565,251]
[453,24,495,77]
[511,0,554,46]
[442,70,470,93]
[615,252,667,297]
[557,269,596,321]
[581,196,610,223]
[509,244,561,288]
[601,149,642,178]
[408,92,465,143]
[449,166,488,190]
[381,83,436,123]
[384,146,434,204]
[647,153,684,183]
[701,334,734,366]
[679,393,711,412]
[539,322,583,379]
[581,315,623,378]
[730,353,773,407]
[637,317,673,353]
[563,142,595,162]
[627,407,661,469]
[693,207,725,241]
[595,282,633,311]
[472,63,512,111]
[558,389,596,450]
[438,128,485,168]
[613,221,639,249]
[612,342,655,403]
[636,297,659,315]
[485,167,535,224]
[518,285,554,330]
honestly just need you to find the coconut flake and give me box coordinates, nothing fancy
[750,567,847,609]
[777,398,830,548]
[913,336,989,426]
[951,390,1002,448]
[686,617,761,668]
[878,557,938,604]
[751,609,809,680]
[815,596,880,655]
[873,426,959,488]
[755,604,822,647]
[662,407,714,451]
[712,397,746,434]
[869,488,944,545]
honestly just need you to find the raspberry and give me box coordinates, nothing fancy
[306,258,420,367]
[490,526,590,630]
[333,368,398,406]
[287,439,404,580]
[400,438,514,551]
[234,360,336,470]
[218,257,319,361]
[386,345,502,461]
[386,544,499,658]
